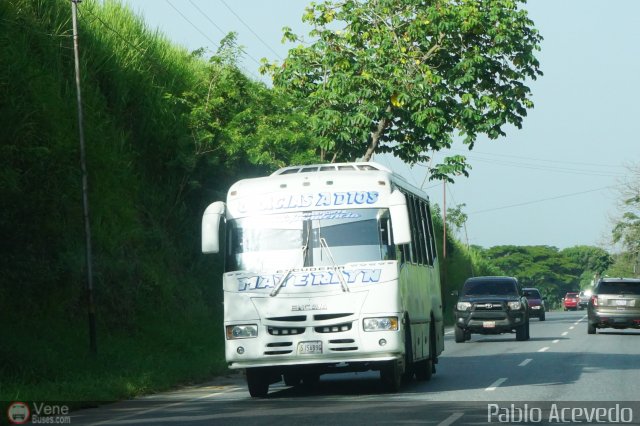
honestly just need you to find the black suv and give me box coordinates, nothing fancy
[587,277,640,334]
[454,276,530,342]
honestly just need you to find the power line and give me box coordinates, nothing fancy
[81,6,151,59]
[468,156,626,177]
[449,147,621,169]
[165,0,262,78]
[469,185,618,215]
[467,156,627,178]
[187,0,227,38]
[218,0,283,60]
[165,0,220,50]
[412,153,627,178]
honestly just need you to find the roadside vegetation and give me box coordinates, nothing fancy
[1,0,633,405]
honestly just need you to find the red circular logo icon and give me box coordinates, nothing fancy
[7,402,30,425]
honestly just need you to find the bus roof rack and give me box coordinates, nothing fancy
[272,162,392,176]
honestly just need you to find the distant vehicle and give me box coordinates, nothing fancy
[578,290,591,310]
[587,278,640,334]
[563,292,579,311]
[453,276,530,342]
[523,287,546,321]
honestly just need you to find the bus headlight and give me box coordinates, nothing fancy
[363,317,398,331]
[226,324,258,339]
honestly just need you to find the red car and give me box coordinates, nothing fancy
[563,292,579,311]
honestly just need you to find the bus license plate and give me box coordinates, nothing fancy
[483,321,496,328]
[298,341,322,355]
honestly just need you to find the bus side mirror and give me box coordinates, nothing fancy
[388,190,411,245]
[202,201,226,254]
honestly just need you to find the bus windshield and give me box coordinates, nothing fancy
[225,208,394,272]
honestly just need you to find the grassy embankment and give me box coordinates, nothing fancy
[1,0,231,404]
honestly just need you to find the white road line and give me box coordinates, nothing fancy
[486,378,507,391]
[569,326,575,330]
[83,390,231,426]
[552,339,560,343]
[438,412,464,426]
[519,359,532,367]
[538,347,550,352]
[561,331,568,336]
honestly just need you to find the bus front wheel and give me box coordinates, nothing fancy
[246,368,269,398]
[380,360,402,392]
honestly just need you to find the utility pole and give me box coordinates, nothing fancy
[442,180,447,259]
[441,180,447,294]
[71,0,97,355]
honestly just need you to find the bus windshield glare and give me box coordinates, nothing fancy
[225,208,394,272]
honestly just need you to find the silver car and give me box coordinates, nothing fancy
[578,290,590,310]
[587,278,640,334]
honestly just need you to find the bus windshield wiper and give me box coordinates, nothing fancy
[320,237,350,293]
[269,267,293,297]
[270,229,310,297]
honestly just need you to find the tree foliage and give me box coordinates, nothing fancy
[482,245,611,306]
[560,245,612,287]
[610,164,640,276]
[171,32,320,174]
[263,0,542,181]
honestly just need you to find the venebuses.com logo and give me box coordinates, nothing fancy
[6,401,71,424]
[6,402,30,424]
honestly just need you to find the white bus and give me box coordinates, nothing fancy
[202,162,444,397]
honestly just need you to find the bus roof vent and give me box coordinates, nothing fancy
[272,162,389,175]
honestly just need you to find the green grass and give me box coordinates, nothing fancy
[0,306,227,403]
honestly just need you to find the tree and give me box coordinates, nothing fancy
[483,245,580,306]
[446,203,468,237]
[262,0,542,181]
[611,164,640,276]
[170,32,320,177]
[560,246,612,287]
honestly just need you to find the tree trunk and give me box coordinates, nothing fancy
[364,106,392,161]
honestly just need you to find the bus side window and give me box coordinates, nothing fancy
[398,239,410,264]
[404,194,418,263]
[409,197,422,264]
[416,200,428,266]
[425,202,437,261]
[419,201,434,265]
[379,216,396,260]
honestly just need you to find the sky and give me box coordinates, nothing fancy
[121,0,640,250]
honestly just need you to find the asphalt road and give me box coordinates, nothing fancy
[72,311,640,425]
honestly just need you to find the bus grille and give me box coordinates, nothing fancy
[329,338,357,352]
[314,313,352,321]
[264,341,293,355]
[268,326,306,336]
[314,323,352,333]
[266,315,307,322]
